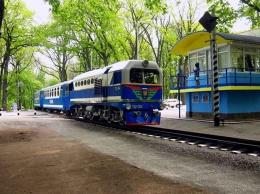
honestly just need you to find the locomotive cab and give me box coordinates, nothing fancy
[106,60,164,125]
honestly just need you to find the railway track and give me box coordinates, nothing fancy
[79,118,260,157]
[129,125,260,156]
[36,111,259,157]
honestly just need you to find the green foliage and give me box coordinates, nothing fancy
[207,0,239,33]
[46,78,60,86]
[7,67,43,110]
[207,0,260,30]
[43,0,60,13]
[1,0,259,109]
[239,0,260,28]
[144,0,167,14]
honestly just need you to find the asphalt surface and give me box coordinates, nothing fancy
[1,109,260,194]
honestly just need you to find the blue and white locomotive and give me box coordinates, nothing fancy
[34,60,164,125]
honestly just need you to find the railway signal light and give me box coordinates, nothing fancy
[199,11,218,33]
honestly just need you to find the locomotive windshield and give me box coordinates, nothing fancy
[130,68,159,84]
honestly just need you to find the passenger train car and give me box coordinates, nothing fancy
[34,60,164,125]
[34,81,73,115]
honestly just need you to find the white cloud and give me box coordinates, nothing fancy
[22,0,51,25]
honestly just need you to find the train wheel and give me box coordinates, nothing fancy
[65,110,71,116]
[107,117,112,123]
[119,118,126,125]
[89,114,94,120]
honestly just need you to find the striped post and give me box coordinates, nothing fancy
[212,35,220,126]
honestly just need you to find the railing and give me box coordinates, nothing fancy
[170,67,260,90]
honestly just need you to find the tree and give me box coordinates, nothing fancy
[240,0,260,28]
[207,0,260,30]
[7,49,42,110]
[0,0,4,35]
[0,0,35,110]
[36,22,74,82]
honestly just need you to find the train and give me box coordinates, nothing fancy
[34,60,164,125]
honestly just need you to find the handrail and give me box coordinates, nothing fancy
[170,67,260,89]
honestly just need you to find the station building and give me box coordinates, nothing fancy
[170,30,260,120]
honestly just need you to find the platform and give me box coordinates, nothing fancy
[160,107,260,141]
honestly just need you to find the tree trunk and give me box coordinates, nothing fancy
[1,41,11,111]
[0,0,4,31]
[2,56,9,111]
[0,0,4,109]
[0,62,3,109]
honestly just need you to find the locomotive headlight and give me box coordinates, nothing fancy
[134,111,141,116]
[125,103,131,110]
[160,103,165,110]
[142,60,149,67]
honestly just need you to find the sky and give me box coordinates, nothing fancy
[22,0,51,25]
[227,0,251,33]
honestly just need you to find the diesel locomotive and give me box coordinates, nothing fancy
[34,60,164,125]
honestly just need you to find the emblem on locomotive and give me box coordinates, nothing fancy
[126,85,161,100]
[142,88,148,99]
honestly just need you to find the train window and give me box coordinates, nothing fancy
[65,85,69,95]
[87,79,90,85]
[60,87,63,96]
[81,80,83,86]
[113,71,121,84]
[78,81,80,87]
[144,70,159,84]
[130,69,143,83]
[54,88,57,96]
[75,82,77,87]
[57,88,59,96]
[91,78,94,84]
[84,80,87,85]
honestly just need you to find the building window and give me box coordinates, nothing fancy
[245,54,255,71]
[218,46,228,70]
[192,93,199,103]
[188,50,207,74]
[231,46,260,72]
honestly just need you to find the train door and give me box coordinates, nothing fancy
[62,84,71,111]
[102,67,112,101]
[39,91,44,109]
